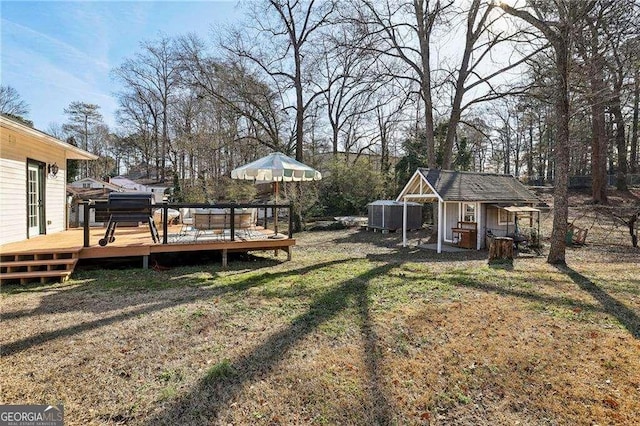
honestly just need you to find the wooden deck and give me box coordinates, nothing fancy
[0,225,295,284]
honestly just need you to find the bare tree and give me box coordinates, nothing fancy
[226,0,337,161]
[604,0,639,190]
[574,2,609,202]
[351,0,449,167]
[439,0,547,169]
[632,67,639,174]
[500,0,595,265]
[312,27,380,158]
[113,36,181,181]
[115,89,157,178]
[178,34,286,152]
[0,85,31,125]
[63,101,105,178]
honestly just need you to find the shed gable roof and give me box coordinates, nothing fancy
[393,168,538,203]
[418,169,538,202]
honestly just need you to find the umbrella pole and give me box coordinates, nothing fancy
[274,181,279,235]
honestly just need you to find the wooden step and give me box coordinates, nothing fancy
[0,258,77,268]
[1,251,78,260]
[0,249,79,285]
[0,270,73,284]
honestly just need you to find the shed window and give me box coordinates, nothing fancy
[462,203,476,222]
[498,209,515,225]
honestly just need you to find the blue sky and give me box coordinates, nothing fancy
[1,1,241,130]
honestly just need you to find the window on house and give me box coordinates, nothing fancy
[462,203,476,222]
[498,209,515,225]
[82,183,91,189]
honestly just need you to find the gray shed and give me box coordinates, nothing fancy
[367,200,422,231]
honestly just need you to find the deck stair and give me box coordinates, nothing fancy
[0,249,80,284]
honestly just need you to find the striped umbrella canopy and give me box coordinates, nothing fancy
[231,152,322,182]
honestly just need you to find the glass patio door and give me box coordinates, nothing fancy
[27,162,44,237]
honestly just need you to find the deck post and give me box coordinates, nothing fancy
[289,202,293,238]
[263,207,268,228]
[222,249,228,268]
[83,201,90,247]
[162,202,168,244]
[142,255,149,269]
[230,206,235,241]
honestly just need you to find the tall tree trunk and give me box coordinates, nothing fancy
[590,73,608,203]
[547,41,570,265]
[441,0,484,169]
[537,116,546,182]
[546,124,554,183]
[294,44,304,162]
[527,119,534,179]
[590,102,607,201]
[632,69,639,174]
[414,0,436,167]
[611,99,628,191]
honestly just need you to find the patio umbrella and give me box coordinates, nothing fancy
[231,152,322,201]
[231,152,322,236]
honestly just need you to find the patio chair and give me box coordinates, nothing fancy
[193,209,229,241]
[178,208,194,237]
[234,208,259,240]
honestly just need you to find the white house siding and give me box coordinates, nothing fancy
[0,155,27,245]
[45,164,67,235]
[444,202,459,242]
[0,123,68,244]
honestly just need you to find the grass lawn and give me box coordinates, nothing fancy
[2,214,639,424]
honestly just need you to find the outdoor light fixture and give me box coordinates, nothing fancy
[48,162,59,177]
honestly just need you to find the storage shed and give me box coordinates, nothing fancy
[396,169,540,253]
[367,200,422,231]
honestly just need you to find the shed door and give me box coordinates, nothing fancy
[27,161,45,237]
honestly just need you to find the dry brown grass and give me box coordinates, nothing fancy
[1,191,639,425]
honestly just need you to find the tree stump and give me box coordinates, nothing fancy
[489,237,514,265]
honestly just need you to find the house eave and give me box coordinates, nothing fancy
[1,116,98,160]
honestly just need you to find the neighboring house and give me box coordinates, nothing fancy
[109,176,168,203]
[69,177,124,192]
[0,116,97,245]
[68,178,125,226]
[66,185,119,227]
[396,168,541,253]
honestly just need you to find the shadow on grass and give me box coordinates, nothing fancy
[144,263,396,425]
[556,265,640,339]
[441,268,640,338]
[488,261,514,272]
[440,270,620,317]
[0,259,355,356]
[367,247,488,264]
[356,277,393,424]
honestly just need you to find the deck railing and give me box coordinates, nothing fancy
[82,201,293,248]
